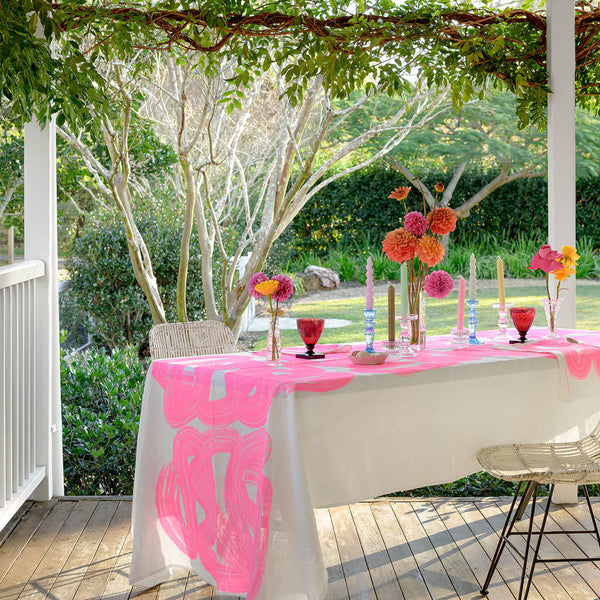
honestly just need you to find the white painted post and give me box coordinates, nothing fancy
[547,0,576,329]
[548,0,577,505]
[24,115,63,500]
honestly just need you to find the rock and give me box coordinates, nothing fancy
[302,266,340,292]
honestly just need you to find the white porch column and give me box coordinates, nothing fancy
[24,116,63,499]
[547,0,577,505]
[547,0,576,328]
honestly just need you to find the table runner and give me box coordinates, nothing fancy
[131,330,600,600]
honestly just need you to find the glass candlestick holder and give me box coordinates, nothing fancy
[467,299,484,345]
[451,327,469,348]
[491,302,514,341]
[394,314,418,358]
[363,308,376,354]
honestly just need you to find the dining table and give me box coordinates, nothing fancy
[129,328,600,600]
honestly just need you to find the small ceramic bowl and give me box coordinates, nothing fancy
[347,351,388,365]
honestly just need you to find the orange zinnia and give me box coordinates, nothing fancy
[416,235,444,267]
[552,265,575,282]
[254,280,279,297]
[388,186,411,201]
[382,227,418,263]
[428,207,457,236]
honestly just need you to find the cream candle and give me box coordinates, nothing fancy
[400,263,408,317]
[387,285,395,341]
[469,253,477,301]
[496,257,506,306]
[366,257,374,310]
[457,276,465,330]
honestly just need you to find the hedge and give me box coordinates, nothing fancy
[290,165,600,254]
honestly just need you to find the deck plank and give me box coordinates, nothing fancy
[3,497,600,600]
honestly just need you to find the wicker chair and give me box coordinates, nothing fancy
[149,321,238,360]
[477,426,600,600]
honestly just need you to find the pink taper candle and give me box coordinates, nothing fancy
[457,276,465,330]
[366,257,374,310]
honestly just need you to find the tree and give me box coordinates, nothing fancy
[60,51,449,337]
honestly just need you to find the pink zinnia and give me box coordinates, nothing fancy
[528,244,563,273]
[271,274,294,302]
[247,272,269,298]
[423,270,455,299]
[404,211,428,236]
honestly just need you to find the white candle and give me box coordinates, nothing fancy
[469,253,477,301]
[366,257,374,310]
[457,276,465,330]
[400,263,408,317]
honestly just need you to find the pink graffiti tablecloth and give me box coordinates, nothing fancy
[130,329,600,600]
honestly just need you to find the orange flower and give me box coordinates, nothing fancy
[382,227,418,263]
[428,207,457,235]
[254,280,279,296]
[552,265,576,282]
[559,245,580,268]
[434,182,445,193]
[388,186,411,201]
[416,235,444,267]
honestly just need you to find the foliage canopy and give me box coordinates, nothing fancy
[5,1,600,130]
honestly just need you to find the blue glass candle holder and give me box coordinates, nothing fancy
[363,309,376,354]
[467,299,484,345]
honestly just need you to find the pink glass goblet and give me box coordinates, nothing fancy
[509,307,536,344]
[296,318,326,359]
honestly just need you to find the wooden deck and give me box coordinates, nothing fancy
[2,497,600,599]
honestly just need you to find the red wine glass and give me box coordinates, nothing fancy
[509,307,536,344]
[296,318,326,359]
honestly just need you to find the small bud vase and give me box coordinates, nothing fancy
[408,289,426,350]
[266,315,282,365]
[541,297,563,339]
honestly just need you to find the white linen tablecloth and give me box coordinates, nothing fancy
[130,331,600,600]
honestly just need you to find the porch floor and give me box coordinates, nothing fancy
[2,497,600,599]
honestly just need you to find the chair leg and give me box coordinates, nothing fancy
[481,481,531,595]
[583,485,600,548]
[520,484,553,600]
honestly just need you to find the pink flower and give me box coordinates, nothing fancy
[271,274,294,302]
[423,270,455,299]
[247,272,269,298]
[528,244,563,273]
[404,211,428,236]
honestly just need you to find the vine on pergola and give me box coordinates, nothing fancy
[4,1,600,131]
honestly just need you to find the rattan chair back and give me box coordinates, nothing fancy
[149,321,237,360]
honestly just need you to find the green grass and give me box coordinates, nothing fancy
[255,283,600,349]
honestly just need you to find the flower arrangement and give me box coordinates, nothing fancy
[248,272,294,363]
[528,244,579,336]
[382,183,457,342]
[528,244,579,300]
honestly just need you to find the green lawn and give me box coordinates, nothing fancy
[256,283,600,349]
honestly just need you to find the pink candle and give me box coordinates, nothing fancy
[366,257,374,310]
[457,276,465,330]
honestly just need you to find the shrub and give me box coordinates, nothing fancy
[68,206,210,350]
[61,345,147,495]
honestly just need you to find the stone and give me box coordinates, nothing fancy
[302,265,340,292]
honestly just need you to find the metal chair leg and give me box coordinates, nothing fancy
[583,485,600,549]
[520,484,553,600]
[481,481,530,595]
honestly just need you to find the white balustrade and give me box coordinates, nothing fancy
[0,259,47,530]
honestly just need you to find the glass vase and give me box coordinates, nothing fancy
[541,297,563,339]
[266,315,282,365]
[408,289,426,350]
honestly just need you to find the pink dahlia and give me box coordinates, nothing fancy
[404,211,428,236]
[528,244,563,273]
[423,270,455,299]
[247,272,270,298]
[271,274,294,302]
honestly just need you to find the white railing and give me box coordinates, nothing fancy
[0,259,47,530]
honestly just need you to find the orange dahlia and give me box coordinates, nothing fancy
[416,235,444,267]
[428,207,457,235]
[388,186,411,201]
[382,227,418,263]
